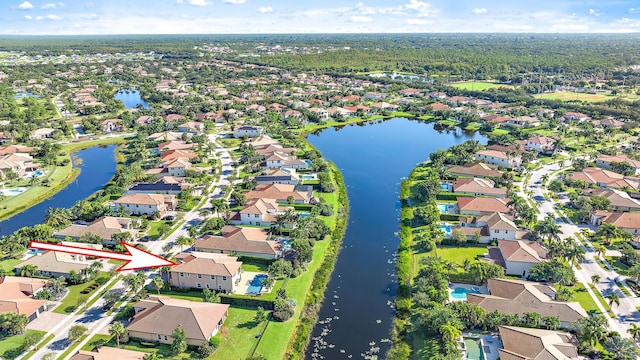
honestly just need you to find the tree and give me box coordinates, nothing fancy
[171,327,187,356]
[20,264,38,277]
[606,292,620,308]
[203,288,220,303]
[573,316,607,347]
[254,306,267,324]
[48,276,67,299]
[68,325,88,342]
[268,259,293,279]
[604,334,640,360]
[175,235,193,251]
[0,312,28,335]
[542,316,560,330]
[438,322,461,342]
[591,274,601,287]
[628,323,640,341]
[152,276,164,295]
[554,286,573,301]
[594,244,606,259]
[523,312,541,326]
[104,289,122,310]
[196,342,214,358]
[23,330,41,349]
[109,321,127,347]
[143,353,159,360]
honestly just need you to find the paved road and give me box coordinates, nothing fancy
[23,130,237,360]
[519,161,638,338]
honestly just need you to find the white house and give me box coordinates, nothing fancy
[234,198,290,227]
[233,125,263,138]
[475,149,521,169]
[526,136,555,154]
[113,194,176,217]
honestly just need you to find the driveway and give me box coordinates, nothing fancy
[26,310,70,332]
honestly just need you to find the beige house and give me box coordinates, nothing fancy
[460,212,518,241]
[590,211,640,236]
[584,188,640,212]
[566,167,640,190]
[195,226,280,259]
[595,154,640,175]
[457,197,510,216]
[448,162,504,179]
[0,153,35,177]
[453,178,507,198]
[113,194,176,216]
[127,296,229,346]
[498,326,579,360]
[475,149,521,169]
[234,198,291,227]
[467,278,587,328]
[69,347,148,360]
[488,240,548,277]
[15,243,102,279]
[245,184,313,204]
[167,252,242,292]
[0,276,48,322]
[53,216,137,245]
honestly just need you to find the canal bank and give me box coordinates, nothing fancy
[302,118,486,359]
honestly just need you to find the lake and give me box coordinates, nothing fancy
[306,118,487,359]
[114,89,149,109]
[0,145,118,237]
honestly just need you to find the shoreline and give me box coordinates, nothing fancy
[0,137,127,223]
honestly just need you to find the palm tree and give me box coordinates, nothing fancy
[591,274,601,287]
[175,235,192,251]
[210,199,228,218]
[627,323,640,341]
[606,292,620,308]
[20,264,38,277]
[109,321,127,347]
[628,263,640,283]
[48,276,67,299]
[542,316,560,330]
[44,208,72,229]
[554,286,573,301]
[439,322,461,342]
[596,223,621,245]
[469,262,487,285]
[594,244,607,259]
[565,240,586,266]
[152,276,164,295]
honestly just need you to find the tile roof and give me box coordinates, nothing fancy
[498,326,579,360]
[457,197,510,213]
[498,240,548,263]
[170,252,242,277]
[447,162,504,178]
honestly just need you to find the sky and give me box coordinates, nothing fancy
[1,0,640,35]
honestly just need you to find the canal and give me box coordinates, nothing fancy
[306,118,487,359]
[0,145,119,237]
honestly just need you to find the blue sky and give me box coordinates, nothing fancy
[1,0,640,34]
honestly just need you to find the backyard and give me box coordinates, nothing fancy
[54,273,111,314]
[0,330,46,360]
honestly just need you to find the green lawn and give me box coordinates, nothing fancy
[533,91,613,103]
[0,258,22,274]
[570,283,601,314]
[21,333,55,360]
[0,330,46,360]
[450,81,513,91]
[605,256,629,274]
[211,307,261,359]
[54,273,111,314]
[414,245,488,277]
[82,335,187,359]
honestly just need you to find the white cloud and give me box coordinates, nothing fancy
[630,8,638,13]
[472,8,487,15]
[589,9,600,16]
[406,18,428,25]
[18,1,34,10]
[223,0,246,3]
[404,0,436,17]
[84,14,99,20]
[35,14,61,20]
[349,16,373,23]
[24,15,32,20]
[41,2,64,9]
[258,6,272,13]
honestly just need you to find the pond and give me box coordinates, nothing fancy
[306,118,486,359]
[114,89,149,109]
[0,145,118,237]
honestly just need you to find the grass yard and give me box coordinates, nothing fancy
[211,307,261,359]
[570,283,601,314]
[604,256,629,275]
[54,273,111,314]
[450,81,513,91]
[82,335,188,359]
[0,258,22,274]
[414,245,488,276]
[410,334,440,360]
[0,330,46,360]
[533,91,612,102]
[21,333,55,360]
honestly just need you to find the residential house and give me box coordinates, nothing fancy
[526,136,556,154]
[101,119,122,133]
[244,184,313,204]
[264,152,309,170]
[167,252,242,292]
[563,112,590,122]
[53,216,137,246]
[15,243,102,279]
[29,128,55,140]
[255,168,300,185]
[69,347,147,360]
[498,326,579,360]
[0,145,34,155]
[177,122,205,134]
[233,125,263,138]
[457,197,510,216]
[475,149,521,169]
[371,102,399,112]
[595,154,640,175]
[195,226,280,259]
[460,212,518,241]
[0,276,48,321]
[467,278,587,328]
[157,141,194,153]
[487,240,548,277]
[0,153,35,177]
[164,158,191,177]
[127,295,229,346]
[308,107,329,120]
[364,92,386,100]
[113,194,176,217]
[163,114,184,123]
[233,198,291,227]
[590,211,640,236]
[427,103,449,111]
[147,131,183,142]
[135,115,154,125]
[160,149,197,163]
[127,180,185,195]
[399,88,421,97]
[447,162,504,179]
[566,167,640,190]
[584,188,640,212]
[453,178,507,198]
[507,116,541,128]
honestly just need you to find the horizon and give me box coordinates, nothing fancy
[2,0,640,35]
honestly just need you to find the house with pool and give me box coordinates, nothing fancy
[231,198,292,227]
[486,240,549,277]
[194,226,281,259]
[497,326,579,360]
[244,184,313,204]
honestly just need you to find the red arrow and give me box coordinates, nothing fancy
[29,241,176,271]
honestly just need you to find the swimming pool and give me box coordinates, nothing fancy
[451,287,480,299]
[304,160,312,166]
[299,213,310,219]
[439,224,452,236]
[0,187,26,196]
[440,183,449,190]
[463,338,484,360]
[26,249,45,256]
[300,174,317,180]
[33,170,45,177]
[247,274,268,294]
[437,203,448,213]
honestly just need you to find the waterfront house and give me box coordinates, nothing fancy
[447,162,504,179]
[233,198,291,227]
[167,252,242,292]
[113,194,176,217]
[453,178,507,198]
[53,216,137,246]
[127,295,229,346]
[498,326,579,360]
[255,168,300,185]
[467,278,587,328]
[245,184,313,204]
[194,226,280,259]
[457,197,510,216]
[29,128,55,140]
[0,153,35,177]
[475,149,521,169]
[487,240,548,277]
[460,212,518,241]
